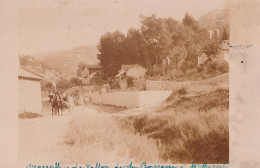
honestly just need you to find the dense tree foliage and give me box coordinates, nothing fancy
[97,13,223,79]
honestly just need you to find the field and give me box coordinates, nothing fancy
[67,88,229,164]
[20,84,228,165]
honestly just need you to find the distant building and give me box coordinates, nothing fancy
[198,53,208,66]
[18,69,42,113]
[116,64,147,79]
[208,29,220,39]
[82,65,103,84]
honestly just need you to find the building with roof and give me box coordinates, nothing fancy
[198,53,208,66]
[18,69,42,113]
[116,64,147,79]
[82,64,103,84]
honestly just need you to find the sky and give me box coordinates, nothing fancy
[18,0,225,55]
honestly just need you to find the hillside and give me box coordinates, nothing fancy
[33,46,99,76]
[198,9,229,31]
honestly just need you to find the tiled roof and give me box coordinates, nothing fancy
[18,69,42,80]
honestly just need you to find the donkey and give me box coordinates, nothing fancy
[51,91,63,117]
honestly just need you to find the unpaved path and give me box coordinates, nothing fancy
[19,110,74,166]
[19,105,143,166]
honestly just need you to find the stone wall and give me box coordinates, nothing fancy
[89,91,172,108]
[146,73,229,91]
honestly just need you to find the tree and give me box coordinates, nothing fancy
[182,12,199,31]
[203,40,221,60]
[140,14,173,66]
[169,45,188,70]
[97,31,126,77]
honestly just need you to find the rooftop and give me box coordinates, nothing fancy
[18,69,42,80]
[83,65,102,69]
[121,64,147,71]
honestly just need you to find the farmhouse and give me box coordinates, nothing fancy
[82,65,103,76]
[116,64,147,79]
[18,69,42,113]
[198,53,208,66]
[82,65,103,84]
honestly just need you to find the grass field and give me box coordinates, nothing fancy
[67,88,229,163]
[67,112,161,163]
[119,88,229,163]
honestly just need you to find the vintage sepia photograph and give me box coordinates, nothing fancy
[18,0,229,166]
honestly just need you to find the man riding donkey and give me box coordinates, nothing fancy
[48,82,65,117]
[48,82,74,117]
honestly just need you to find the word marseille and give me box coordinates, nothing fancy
[26,162,228,168]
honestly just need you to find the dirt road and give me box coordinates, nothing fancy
[19,110,74,166]
[19,105,127,166]
[19,105,157,166]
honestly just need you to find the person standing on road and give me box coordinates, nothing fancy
[79,94,84,111]
[68,93,75,115]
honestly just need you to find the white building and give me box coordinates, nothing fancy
[18,69,42,113]
[198,53,208,66]
[208,29,220,39]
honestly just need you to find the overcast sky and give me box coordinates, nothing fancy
[19,0,225,55]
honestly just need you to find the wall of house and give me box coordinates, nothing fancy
[126,66,147,79]
[89,91,171,108]
[198,55,208,65]
[138,91,172,107]
[18,79,42,113]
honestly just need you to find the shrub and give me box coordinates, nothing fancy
[177,87,187,95]
[67,113,161,163]
[217,60,229,73]
[56,78,72,90]
[121,89,229,163]
[133,78,146,91]
[205,61,217,75]
[41,80,53,90]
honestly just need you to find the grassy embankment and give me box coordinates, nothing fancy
[67,88,229,164]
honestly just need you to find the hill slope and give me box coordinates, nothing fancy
[198,9,229,31]
[34,46,99,76]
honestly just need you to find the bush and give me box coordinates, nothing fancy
[122,89,229,163]
[67,113,161,163]
[56,78,72,90]
[205,61,218,75]
[217,61,229,73]
[133,78,146,91]
[177,87,187,95]
[41,80,53,90]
